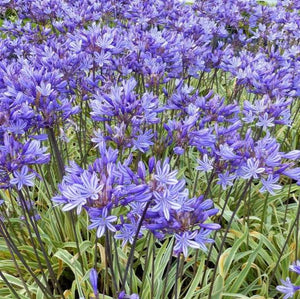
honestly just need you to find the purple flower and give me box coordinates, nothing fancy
[74,171,103,200]
[94,51,111,67]
[194,229,215,252]
[260,175,282,195]
[152,189,182,221]
[69,39,82,53]
[283,150,300,160]
[174,146,184,155]
[218,144,239,160]
[283,168,300,183]
[289,261,300,275]
[154,160,178,185]
[89,268,98,296]
[88,208,117,238]
[59,184,86,215]
[10,165,36,190]
[132,130,154,153]
[36,82,53,97]
[276,278,300,299]
[91,129,106,150]
[217,171,236,190]
[6,120,27,135]
[174,231,201,258]
[241,158,265,180]
[256,112,275,131]
[196,154,214,172]
[115,222,137,247]
[118,291,139,299]
[242,110,256,123]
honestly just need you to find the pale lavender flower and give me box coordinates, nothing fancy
[276,278,300,299]
[256,112,275,131]
[88,208,117,238]
[60,184,86,214]
[174,231,201,258]
[152,189,182,221]
[132,130,154,153]
[74,171,103,200]
[174,146,184,155]
[196,154,214,172]
[242,110,256,123]
[283,150,300,160]
[218,144,239,160]
[154,160,178,185]
[260,175,282,195]
[118,291,139,299]
[289,261,300,275]
[36,82,53,97]
[217,171,236,190]
[10,166,36,190]
[94,51,111,67]
[241,158,265,179]
[91,129,106,150]
[115,223,137,247]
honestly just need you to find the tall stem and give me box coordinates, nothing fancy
[120,201,151,292]
[47,127,65,180]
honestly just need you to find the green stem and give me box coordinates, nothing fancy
[260,193,269,233]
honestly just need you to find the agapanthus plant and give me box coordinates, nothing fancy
[0,0,299,298]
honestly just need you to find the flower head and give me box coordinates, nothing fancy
[174,231,201,258]
[10,166,36,190]
[196,154,214,172]
[276,278,300,299]
[260,174,282,195]
[88,207,117,238]
[241,158,265,180]
[74,171,103,200]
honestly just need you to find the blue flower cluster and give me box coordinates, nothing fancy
[52,148,220,257]
[0,0,299,297]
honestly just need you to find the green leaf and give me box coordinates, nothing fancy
[54,249,83,278]
[211,275,224,299]
[229,240,263,293]
[219,227,248,279]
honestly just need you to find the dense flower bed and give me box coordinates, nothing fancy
[0,0,299,298]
